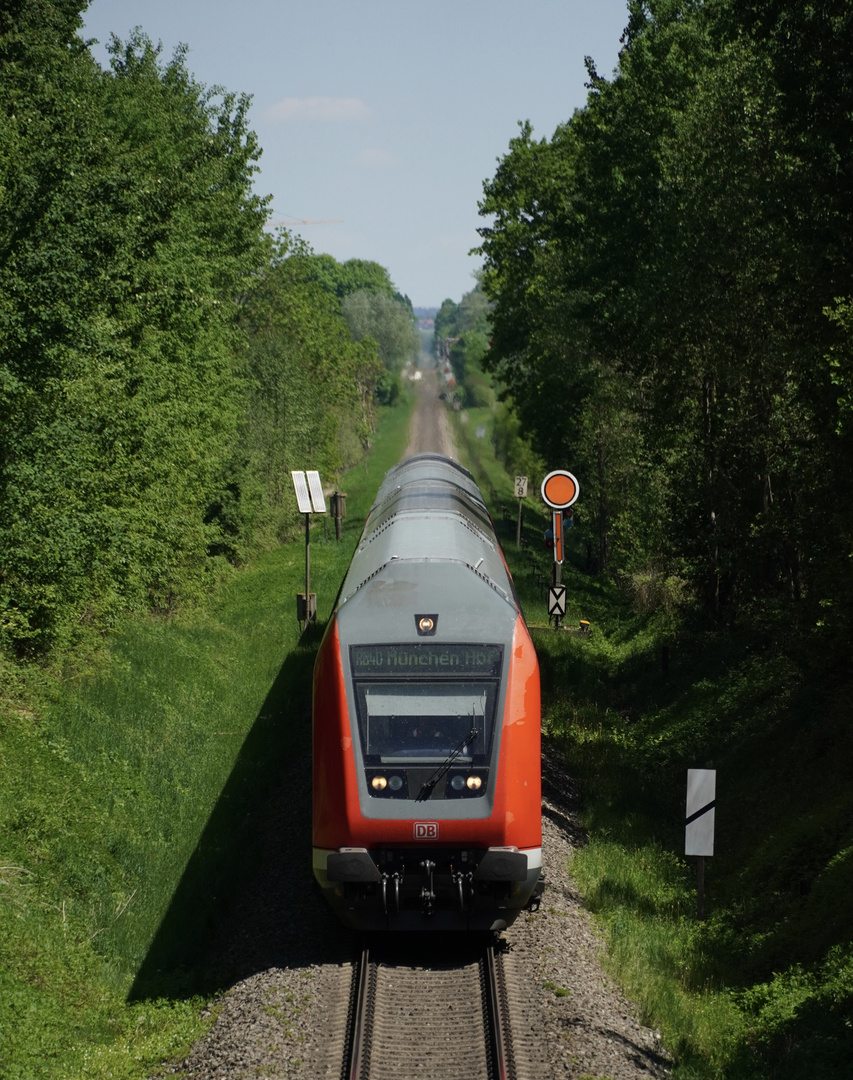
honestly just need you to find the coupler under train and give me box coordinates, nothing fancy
[313,845,544,932]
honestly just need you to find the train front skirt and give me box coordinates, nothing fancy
[313,844,544,932]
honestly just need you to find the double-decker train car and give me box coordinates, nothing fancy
[312,453,542,931]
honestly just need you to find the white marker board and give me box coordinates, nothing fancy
[685,769,716,857]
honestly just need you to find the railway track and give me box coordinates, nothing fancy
[343,936,515,1080]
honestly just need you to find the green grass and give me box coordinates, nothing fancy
[450,405,853,1080]
[0,400,413,1079]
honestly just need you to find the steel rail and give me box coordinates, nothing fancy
[483,943,514,1080]
[344,942,373,1080]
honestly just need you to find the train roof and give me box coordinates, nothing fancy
[335,454,520,641]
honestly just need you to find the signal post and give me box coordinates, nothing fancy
[291,469,327,629]
[541,470,580,629]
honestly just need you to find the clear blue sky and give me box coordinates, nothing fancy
[80,0,630,309]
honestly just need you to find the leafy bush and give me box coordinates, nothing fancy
[620,569,692,618]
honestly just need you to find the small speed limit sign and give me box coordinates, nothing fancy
[514,475,529,498]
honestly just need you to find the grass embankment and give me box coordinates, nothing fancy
[452,405,853,1080]
[0,402,413,1080]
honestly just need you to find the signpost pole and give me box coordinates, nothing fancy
[331,492,346,542]
[514,476,528,548]
[291,469,326,630]
[551,511,563,627]
[305,513,310,629]
[542,473,577,629]
[553,510,563,587]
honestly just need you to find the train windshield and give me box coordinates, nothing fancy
[353,681,497,764]
[350,643,503,765]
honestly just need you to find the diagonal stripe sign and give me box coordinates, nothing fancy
[685,769,716,856]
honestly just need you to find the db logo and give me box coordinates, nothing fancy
[414,821,439,840]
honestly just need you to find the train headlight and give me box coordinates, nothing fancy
[371,776,387,791]
[388,775,404,791]
[466,776,482,790]
[450,775,465,791]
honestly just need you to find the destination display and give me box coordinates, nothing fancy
[351,643,502,678]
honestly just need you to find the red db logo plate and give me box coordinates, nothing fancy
[414,821,439,840]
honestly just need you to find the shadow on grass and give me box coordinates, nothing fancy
[128,621,352,1001]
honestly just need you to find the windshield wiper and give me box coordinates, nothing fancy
[416,726,478,801]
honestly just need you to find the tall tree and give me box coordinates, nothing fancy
[478,0,853,627]
[0,19,267,651]
[340,289,418,373]
[224,234,383,554]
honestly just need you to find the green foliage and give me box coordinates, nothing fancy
[0,554,312,1076]
[489,398,545,481]
[546,589,853,1079]
[294,253,397,300]
[375,367,403,406]
[439,278,544,485]
[477,0,853,639]
[434,276,492,397]
[341,288,418,372]
[275,250,416,403]
[737,944,853,1078]
[0,19,268,653]
[0,11,404,662]
[570,838,748,1073]
[220,234,383,557]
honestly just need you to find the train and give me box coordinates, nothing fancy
[312,453,543,931]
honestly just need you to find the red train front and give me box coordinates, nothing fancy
[313,454,542,931]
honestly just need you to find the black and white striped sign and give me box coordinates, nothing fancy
[685,769,716,856]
